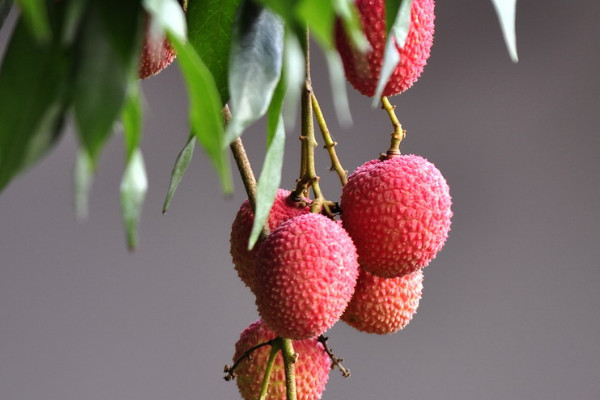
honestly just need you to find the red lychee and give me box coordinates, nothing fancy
[340,155,452,278]
[342,268,423,334]
[335,0,435,97]
[233,320,330,400]
[138,0,188,79]
[255,213,359,340]
[230,189,310,292]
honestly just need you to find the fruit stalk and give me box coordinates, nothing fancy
[311,92,348,186]
[280,338,298,400]
[381,96,405,158]
[258,344,280,400]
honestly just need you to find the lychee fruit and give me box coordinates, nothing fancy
[342,268,424,334]
[230,189,310,292]
[233,320,330,400]
[335,0,435,97]
[340,155,452,278]
[255,213,359,340]
[139,0,188,79]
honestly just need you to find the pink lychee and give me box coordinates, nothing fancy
[335,0,435,97]
[255,213,359,340]
[230,189,310,292]
[342,268,424,334]
[341,155,452,278]
[233,320,330,400]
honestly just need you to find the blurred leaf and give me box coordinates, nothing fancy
[73,149,94,221]
[168,33,233,194]
[384,0,401,37]
[324,49,352,127]
[72,1,143,164]
[15,0,50,41]
[162,135,196,214]
[373,0,411,104]
[282,31,304,129]
[248,73,286,249]
[142,0,187,40]
[122,81,144,162]
[490,0,518,62]
[0,0,12,31]
[294,0,335,48]
[225,0,284,144]
[0,15,68,191]
[187,0,241,103]
[331,0,368,52]
[120,148,148,250]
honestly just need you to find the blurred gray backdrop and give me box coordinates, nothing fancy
[1,1,599,399]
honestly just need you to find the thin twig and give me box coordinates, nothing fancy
[318,335,351,378]
[224,339,276,381]
[381,96,405,159]
[311,92,348,186]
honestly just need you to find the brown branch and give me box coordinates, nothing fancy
[223,339,277,381]
[318,335,351,378]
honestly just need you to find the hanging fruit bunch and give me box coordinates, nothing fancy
[0,0,517,399]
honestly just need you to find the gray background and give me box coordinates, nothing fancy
[1,1,599,399]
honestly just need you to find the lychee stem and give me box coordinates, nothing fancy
[311,92,348,186]
[223,338,276,381]
[381,96,406,158]
[258,343,280,400]
[280,338,298,400]
[318,335,351,378]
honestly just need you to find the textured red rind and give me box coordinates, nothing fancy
[335,0,435,97]
[342,268,423,334]
[230,189,310,293]
[255,213,359,340]
[341,155,452,278]
[234,320,330,400]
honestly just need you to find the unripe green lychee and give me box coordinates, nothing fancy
[341,155,452,278]
[255,213,359,340]
[342,268,423,334]
[230,189,310,292]
[335,0,435,97]
[233,320,330,400]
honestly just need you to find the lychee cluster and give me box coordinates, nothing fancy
[335,0,436,97]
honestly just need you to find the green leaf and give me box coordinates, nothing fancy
[325,49,352,127]
[120,148,148,251]
[294,0,335,48]
[186,0,241,103]
[162,135,196,214]
[0,0,12,31]
[168,33,233,194]
[225,0,284,144]
[73,149,94,221]
[490,0,518,62]
[142,0,187,41]
[15,0,50,41]
[332,0,369,52]
[121,81,144,162]
[372,0,412,104]
[248,73,287,249]
[384,0,401,37]
[0,15,68,191]
[72,1,143,164]
[282,31,304,129]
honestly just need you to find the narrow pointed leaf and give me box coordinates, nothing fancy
[15,0,50,41]
[73,149,94,221]
[490,0,518,62]
[332,0,369,52]
[120,149,148,251]
[282,31,304,129]
[325,49,352,127]
[384,0,401,36]
[121,81,144,162]
[168,33,233,194]
[72,2,143,164]
[0,15,68,192]
[248,74,287,249]
[0,0,12,31]
[162,135,196,214]
[225,0,284,144]
[187,0,241,103]
[372,0,412,105]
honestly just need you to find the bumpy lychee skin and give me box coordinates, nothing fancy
[230,189,310,292]
[335,0,435,97]
[341,155,452,278]
[234,320,330,400]
[255,213,359,340]
[342,268,423,334]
